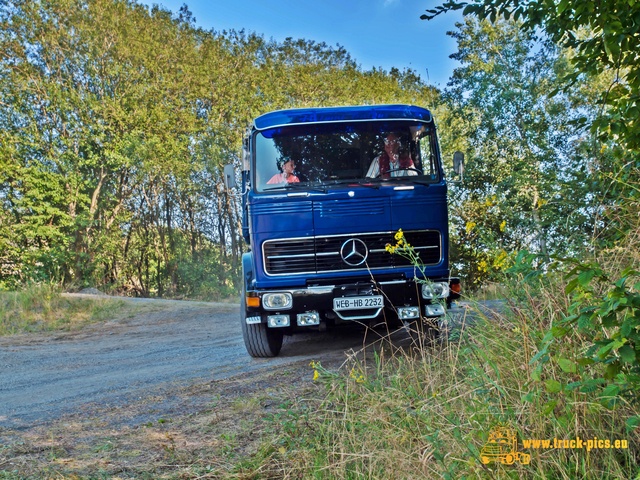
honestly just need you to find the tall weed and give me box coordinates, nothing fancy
[250,296,639,479]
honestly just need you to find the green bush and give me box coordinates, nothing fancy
[523,256,640,430]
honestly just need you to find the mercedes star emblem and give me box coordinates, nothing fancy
[340,238,368,266]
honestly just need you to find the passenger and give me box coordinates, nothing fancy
[366,133,418,178]
[267,158,300,184]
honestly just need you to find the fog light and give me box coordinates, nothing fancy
[267,315,290,327]
[425,304,445,317]
[422,282,450,300]
[263,293,293,310]
[297,311,320,326]
[397,306,420,320]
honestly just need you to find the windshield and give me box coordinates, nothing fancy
[253,120,441,193]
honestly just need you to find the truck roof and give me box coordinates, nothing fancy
[253,104,433,131]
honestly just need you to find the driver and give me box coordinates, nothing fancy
[366,132,418,179]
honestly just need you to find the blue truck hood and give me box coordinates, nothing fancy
[248,183,447,236]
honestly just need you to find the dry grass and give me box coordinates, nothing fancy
[1,285,638,479]
[0,363,324,479]
[252,299,640,479]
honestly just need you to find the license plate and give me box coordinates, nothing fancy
[333,295,383,310]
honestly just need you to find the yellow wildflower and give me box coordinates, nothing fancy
[349,368,365,383]
[465,221,476,234]
[493,250,509,270]
[310,360,320,381]
[484,195,497,207]
[394,229,404,241]
[499,220,506,232]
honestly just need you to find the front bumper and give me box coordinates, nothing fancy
[245,277,454,328]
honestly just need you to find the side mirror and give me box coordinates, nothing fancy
[453,151,465,180]
[223,164,237,189]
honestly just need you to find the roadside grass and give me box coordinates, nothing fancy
[240,294,639,479]
[0,284,127,335]
[0,366,322,479]
[2,285,638,479]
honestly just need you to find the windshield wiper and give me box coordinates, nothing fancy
[359,175,438,187]
[335,178,381,188]
[404,177,438,186]
[263,182,328,193]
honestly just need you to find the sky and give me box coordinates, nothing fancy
[140,0,464,88]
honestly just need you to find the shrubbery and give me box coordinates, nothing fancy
[240,229,639,478]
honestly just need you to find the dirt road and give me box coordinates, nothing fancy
[0,295,379,430]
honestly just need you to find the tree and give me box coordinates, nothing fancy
[439,18,597,286]
[0,0,439,295]
[425,0,639,277]
[425,0,640,415]
[423,0,640,145]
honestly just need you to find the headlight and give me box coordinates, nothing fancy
[262,293,293,310]
[421,282,450,300]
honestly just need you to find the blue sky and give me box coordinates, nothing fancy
[140,0,464,87]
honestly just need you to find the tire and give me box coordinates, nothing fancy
[240,287,283,358]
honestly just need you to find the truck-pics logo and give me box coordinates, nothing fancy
[480,425,531,466]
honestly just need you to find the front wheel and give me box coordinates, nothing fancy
[240,291,283,358]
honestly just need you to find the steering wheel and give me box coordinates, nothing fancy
[374,167,422,178]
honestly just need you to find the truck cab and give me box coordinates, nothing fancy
[228,104,460,357]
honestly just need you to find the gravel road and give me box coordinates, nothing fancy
[0,295,382,430]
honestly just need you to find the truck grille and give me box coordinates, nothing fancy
[263,230,441,276]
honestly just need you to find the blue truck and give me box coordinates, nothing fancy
[225,104,462,357]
